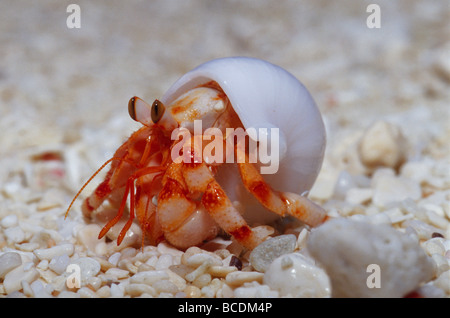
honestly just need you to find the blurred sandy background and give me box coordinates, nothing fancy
[0,0,449,197]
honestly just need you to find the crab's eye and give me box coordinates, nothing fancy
[151,99,165,124]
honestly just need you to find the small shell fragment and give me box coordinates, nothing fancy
[263,253,330,297]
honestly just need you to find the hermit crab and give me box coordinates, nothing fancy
[66,57,328,250]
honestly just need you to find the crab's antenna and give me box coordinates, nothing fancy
[64,156,138,219]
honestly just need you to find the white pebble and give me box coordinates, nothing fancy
[16,242,40,252]
[108,252,121,266]
[423,238,446,256]
[185,261,211,282]
[104,268,129,279]
[403,219,443,240]
[208,265,237,278]
[367,212,392,225]
[296,228,309,250]
[358,120,407,171]
[4,226,25,243]
[421,203,446,217]
[263,253,330,297]
[49,254,70,275]
[225,271,264,287]
[37,259,49,270]
[384,207,413,224]
[30,282,53,298]
[130,270,169,285]
[96,286,111,298]
[166,269,187,291]
[192,273,212,288]
[125,283,156,297]
[309,169,337,201]
[76,224,105,252]
[87,276,102,291]
[425,210,449,230]
[34,243,74,261]
[95,242,108,256]
[118,258,138,274]
[36,259,49,271]
[2,180,22,198]
[51,275,67,293]
[234,282,279,298]
[152,279,179,294]
[3,264,40,294]
[1,214,18,228]
[345,187,373,205]
[432,270,450,293]
[185,253,222,267]
[308,218,435,297]
[333,170,356,200]
[71,257,101,279]
[372,174,421,207]
[155,254,174,270]
[400,161,431,184]
[23,261,34,271]
[249,234,297,272]
[21,280,34,297]
[110,283,124,298]
[431,254,450,276]
[217,283,234,298]
[200,285,216,298]
[30,280,45,296]
[0,252,22,279]
[77,287,97,298]
[157,242,184,257]
[58,291,80,298]
[145,255,158,267]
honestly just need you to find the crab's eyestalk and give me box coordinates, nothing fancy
[128,96,167,126]
[151,99,165,124]
[128,96,153,126]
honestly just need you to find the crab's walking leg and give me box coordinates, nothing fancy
[98,166,165,245]
[135,174,165,246]
[80,127,152,220]
[236,150,328,227]
[156,155,270,249]
[201,179,270,249]
[81,156,130,219]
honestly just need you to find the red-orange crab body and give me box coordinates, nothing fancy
[67,57,328,250]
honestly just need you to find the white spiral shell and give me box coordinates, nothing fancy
[161,57,326,197]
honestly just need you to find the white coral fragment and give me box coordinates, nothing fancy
[307,218,435,297]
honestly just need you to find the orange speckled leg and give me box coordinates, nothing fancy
[156,159,268,249]
[79,127,154,220]
[202,180,269,249]
[237,151,328,227]
[98,166,165,245]
[135,174,164,246]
